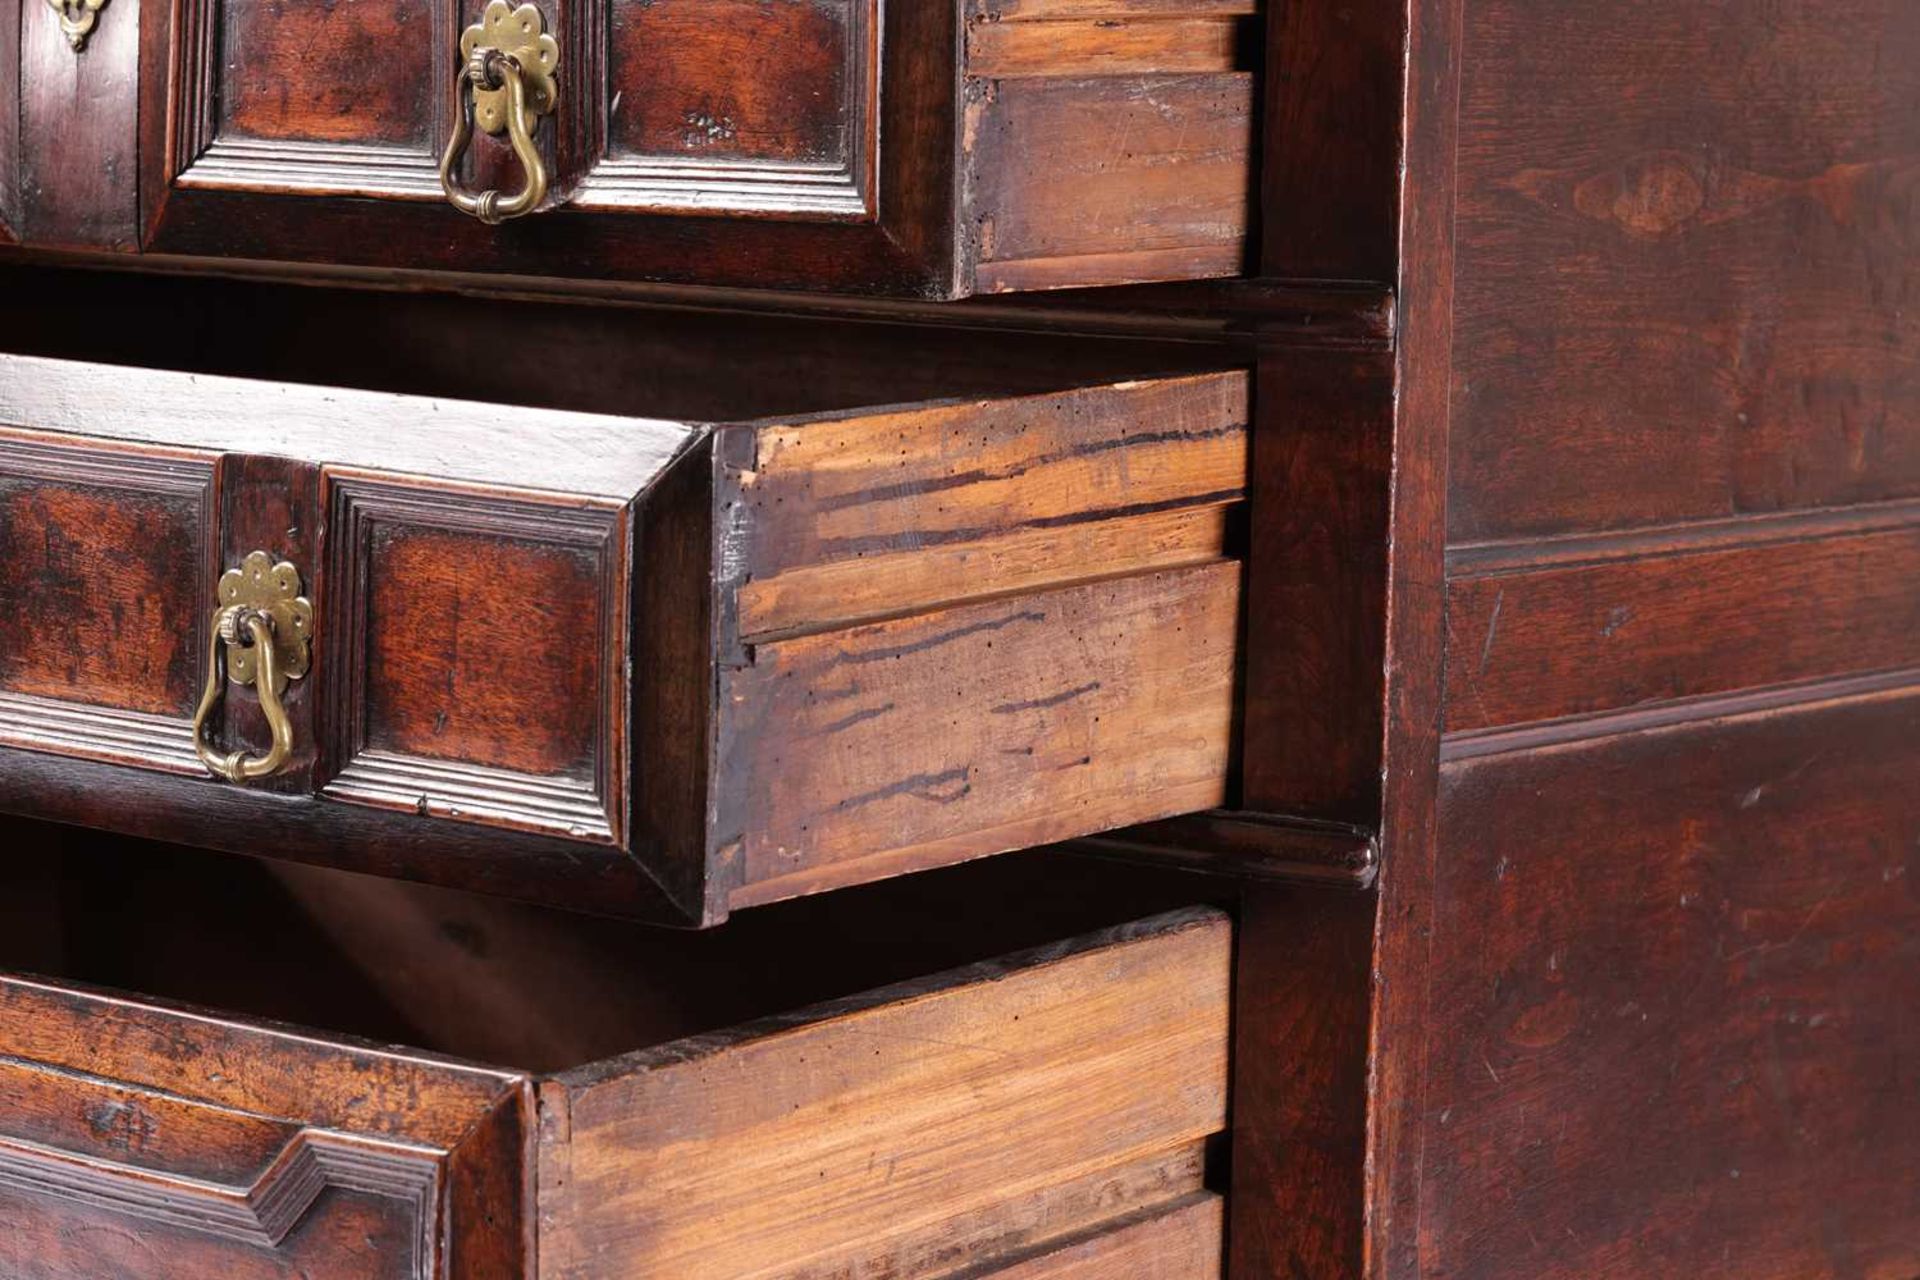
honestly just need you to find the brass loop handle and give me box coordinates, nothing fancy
[439,2,560,225]
[193,610,294,783]
[191,553,313,785]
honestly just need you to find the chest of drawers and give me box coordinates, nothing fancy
[4,0,1919,1276]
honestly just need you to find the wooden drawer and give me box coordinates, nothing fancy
[0,351,1246,923]
[0,837,1232,1279]
[3,0,1257,295]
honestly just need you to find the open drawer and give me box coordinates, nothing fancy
[0,325,1247,924]
[0,834,1233,1280]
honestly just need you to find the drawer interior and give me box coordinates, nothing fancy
[0,821,1232,1075]
[0,265,1234,420]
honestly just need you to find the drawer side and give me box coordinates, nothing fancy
[538,907,1231,1280]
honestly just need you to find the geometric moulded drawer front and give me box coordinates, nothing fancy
[0,355,1247,924]
[134,0,1257,295]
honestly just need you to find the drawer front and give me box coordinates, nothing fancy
[0,904,1231,1279]
[0,979,529,1280]
[6,0,1254,295]
[0,357,1247,922]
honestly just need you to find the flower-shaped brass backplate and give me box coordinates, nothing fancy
[462,1,559,137]
[218,551,314,696]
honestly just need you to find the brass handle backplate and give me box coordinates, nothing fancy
[47,0,108,52]
[192,552,314,784]
[439,1,560,224]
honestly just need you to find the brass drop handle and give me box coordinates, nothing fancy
[191,553,313,784]
[439,1,560,225]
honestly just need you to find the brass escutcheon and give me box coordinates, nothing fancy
[439,1,560,224]
[191,552,314,784]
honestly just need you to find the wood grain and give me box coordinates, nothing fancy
[0,0,17,242]
[967,16,1251,78]
[540,909,1231,1280]
[323,475,629,845]
[1240,346,1395,824]
[366,528,603,777]
[0,434,215,720]
[1446,510,1920,734]
[0,354,699,503]
[1257,0,1406,281]
[1425,684,1920,1279]
[217,0,435,146]
[726,372,1249,640]
[0,977,528,1279]
[977,1196,1224,1278]
[606,0,867,166]
[1448,0,1920,543]
[722,562,1241,909]
[964,74,1254,293]
[17,0,140,249]
[1227,887,1374,1280]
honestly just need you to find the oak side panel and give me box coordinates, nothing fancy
[728,373,1250,641]
[541,910,1232,1280]
[1424,687,1920,1279]
[980,1196,1224,1278]
[964,73,1254,292]
[1446,513,1920,734]
[1449,0,1920,542]
[722,562,1241,908]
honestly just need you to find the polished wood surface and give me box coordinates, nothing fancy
[1371,2,1920,1276]
[1429,689,1920,1279]
[1448,0,1920,545]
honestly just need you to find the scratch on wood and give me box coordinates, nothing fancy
[992,681,1101,714]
